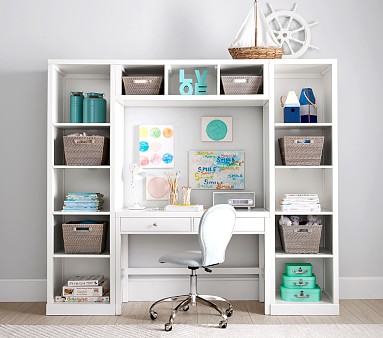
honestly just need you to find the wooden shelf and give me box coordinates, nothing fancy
[53,123,110,129]
[275,248,333,258]
[275,123,332,129]
[53,165,110,169]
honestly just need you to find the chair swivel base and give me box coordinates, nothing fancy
[149,293,234,331]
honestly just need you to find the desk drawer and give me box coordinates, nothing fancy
[193,217,264,232]
[121,217,191,232]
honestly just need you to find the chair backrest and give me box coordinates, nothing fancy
[198,204,236,267]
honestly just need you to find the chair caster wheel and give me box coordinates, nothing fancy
[182,305,189,311]
[226,308,233,317]
[165,323,172,331]
[149,311,158,320]
[219,320,228,329]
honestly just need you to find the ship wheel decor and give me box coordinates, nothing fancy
[266,3,319,58]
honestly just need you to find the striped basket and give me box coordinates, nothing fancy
[279,136,324,166]
[63,135,109,166]
[62,222,107,254]
[279,224,323,254]
[123,76,163,95]
[221,75,262,95]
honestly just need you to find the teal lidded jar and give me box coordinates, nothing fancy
[83,92,106,123]
[70,92,84,123]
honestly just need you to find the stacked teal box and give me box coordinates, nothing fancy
[280,263,321,302]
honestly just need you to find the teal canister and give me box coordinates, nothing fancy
[70,92,84,123]
[83,92,106,123]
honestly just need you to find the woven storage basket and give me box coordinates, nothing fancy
[228,46,283,59]
[279,136,324,166]
[122,76,163,95]
[279,224,322,254]
[221,75,262,95]
[62,221,107,254]
[63,135,109,166]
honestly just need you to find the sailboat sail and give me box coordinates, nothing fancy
[230,1,280,48]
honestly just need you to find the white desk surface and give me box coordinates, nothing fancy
[116,207,270,218]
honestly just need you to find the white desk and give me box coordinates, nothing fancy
[115,208,271,315]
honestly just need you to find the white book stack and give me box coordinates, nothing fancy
[55,275,109,303]
[279,194,321,212]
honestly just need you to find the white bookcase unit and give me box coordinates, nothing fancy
[270,60,338,315]
[46,59,338,316]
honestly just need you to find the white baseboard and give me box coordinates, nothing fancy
[126,277,259,301]
[1,277,382,302]
[0,279,46,302]
[339,277,383,299]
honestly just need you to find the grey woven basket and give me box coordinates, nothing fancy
[279,136,324,166]
[63,135,109,166]
[279,224,322,254]
[221,75,262,95]
[62,222,107,254]
[123,76,163,95]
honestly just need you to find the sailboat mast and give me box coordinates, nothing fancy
[254,1,257,46]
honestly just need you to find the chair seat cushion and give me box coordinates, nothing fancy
[159,250,203,267]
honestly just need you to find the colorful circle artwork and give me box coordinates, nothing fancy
[151,142,162,152]
[140,156,149,166]
[150,153,162,165]
[139,125,174,168]
[139,141,149,152]
[163,127,174,138]
[162,153,173,164]
[139,127,149,138]
[206,119,228,141]
[150,127,161,138]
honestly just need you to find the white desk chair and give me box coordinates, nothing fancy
[149,204,236,331]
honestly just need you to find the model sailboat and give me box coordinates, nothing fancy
[228,1,283,59]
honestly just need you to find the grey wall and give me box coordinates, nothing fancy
[1,0,382,295]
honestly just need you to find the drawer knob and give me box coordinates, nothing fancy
[153,223,158,227]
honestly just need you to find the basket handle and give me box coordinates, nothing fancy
[133,79,150,84]
[74,139,95,144]
[233,78,248,84]
[73,226,91,231]
[294,228,313,233]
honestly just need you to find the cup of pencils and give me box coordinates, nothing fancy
[166,171,180,205]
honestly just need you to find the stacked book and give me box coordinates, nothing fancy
[63,192,104,212]
[55,275,109,303]
[279,193,321,212]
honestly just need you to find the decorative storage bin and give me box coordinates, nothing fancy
[279,224,323,254]
[122,76,163,95]
[280,284,321,302]
[282,273,316,289]
[285,263,313,277]
[278,136,324,166]
[221,75,262,95]
[63,135,109,166]
[62,221,107,254]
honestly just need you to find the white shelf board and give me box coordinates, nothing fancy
[275,165,333,169]
[275,248,333,258]
[53,211,111,216]
[275,123,332,129]
[53,165,110,169]
[53,123,110,129]
[275,207,333,216]
[271,292,339,315]
[53,251,110,258]
[126,267,260,275]
[116,95,268,107]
